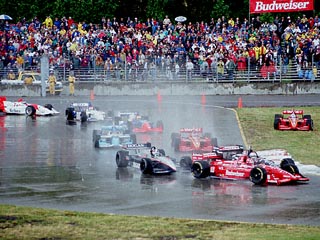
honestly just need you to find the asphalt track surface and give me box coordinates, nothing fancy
[0,94,320,226]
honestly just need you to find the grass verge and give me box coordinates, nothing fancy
[0,205,320,240]
[237,106,320,166]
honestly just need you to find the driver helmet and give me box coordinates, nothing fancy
[150,146,158,157]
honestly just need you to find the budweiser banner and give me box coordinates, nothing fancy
[250,0,314,14]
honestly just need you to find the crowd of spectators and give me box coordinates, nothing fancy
[0,13,319,81]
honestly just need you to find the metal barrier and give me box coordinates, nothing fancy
[0,58,318,84]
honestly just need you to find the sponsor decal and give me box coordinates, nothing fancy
[180,127,203,133]
[250,0,314,13]
[226,170,245,177]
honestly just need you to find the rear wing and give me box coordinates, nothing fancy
[213,145,244,153]
[282,110,304,115]
[192,152,219,160]
[180,128,203,133]
[125,142,152,149]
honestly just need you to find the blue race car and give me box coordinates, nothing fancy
[92,125,137,148]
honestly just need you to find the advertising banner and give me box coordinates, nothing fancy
[250,0,314,14]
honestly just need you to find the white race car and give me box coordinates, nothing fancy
[65,102,106,122]
[0,96,59,116]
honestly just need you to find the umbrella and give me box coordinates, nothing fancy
[175,16,187,22]
[0,14,12,20]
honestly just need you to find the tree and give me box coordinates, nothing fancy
[211,0,231,20]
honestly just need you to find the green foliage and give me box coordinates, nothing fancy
[211,0,231,20]
[259,13,274,23]
[1,204,320,239]
[145,0,169,20]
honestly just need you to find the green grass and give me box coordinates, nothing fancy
[237,106,320,166]
[1,107,320,239]
[0,205,319,240]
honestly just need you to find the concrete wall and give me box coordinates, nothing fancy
[1,81,320,96]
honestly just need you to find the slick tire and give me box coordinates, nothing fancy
[180,156,192,169]
[116,150,129,167]
[280,158,299,175]
[140,158,153,174]
[250,167,267,185]
[191,161,210,179]
[25,105,36,117]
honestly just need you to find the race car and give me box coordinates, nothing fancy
[180,145,244,169]
[190,149,309,185]
[274,110,313,131]
[92,125,137,148]
[65,102,106,123]
[114,111,163,133]
[171,128,218,152]
[115,143,177,175]
[0,96,59,117]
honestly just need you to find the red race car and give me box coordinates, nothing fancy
[190,150,309,185]
[274,110,313,131]
[171,128,218,152]
[180,145,244,169]
[115,112,163,133]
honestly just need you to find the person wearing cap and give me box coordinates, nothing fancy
[48,71,57,95]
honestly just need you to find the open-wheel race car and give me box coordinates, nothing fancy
[274,110,313,131]
[114,111,163,133]
[180,145,244,169]
[116,143,177,175]
[190,148,309,185]
[92,125,137,148]
[171,128,218,152]
[0,96,59,117]
[65,102,106,124]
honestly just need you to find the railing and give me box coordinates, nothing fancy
[0,59,319,84]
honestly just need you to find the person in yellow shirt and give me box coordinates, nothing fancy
[48,71,57,95]
[7,70,16,80]
[68,72,76,96]
[43,16,53,29]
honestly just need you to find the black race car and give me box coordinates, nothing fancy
[116,143,177,175]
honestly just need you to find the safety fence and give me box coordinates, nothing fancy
[0,58,319,84]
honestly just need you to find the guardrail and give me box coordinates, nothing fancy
[0,60,318,84]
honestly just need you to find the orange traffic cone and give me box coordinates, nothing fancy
[90,90,95,101]
[201,94,206,105]
[157,91,162,102]
[238,97,243,108]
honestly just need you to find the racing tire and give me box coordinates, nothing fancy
[44,104,53,110]
[116,150,129,167]
[130,134,137,144]
[191,161,210,179]
[94,140,100,148]
[66,107,76,120]
[80,111,88,122]
[307,119,314,131]
[25,106,36,117]
[180,156,192,169]
[156,120,164,129]
[159,149,165,156]
[140,158,153,174]
[211,137,218,146]
[171,133,179,143]
[173,137,180,152]
[280,158,299,175]
[204,132,211,138]
[114,116,121,125]
[274,114,282,130]
[92,130,99,142]
[250,167,267,185]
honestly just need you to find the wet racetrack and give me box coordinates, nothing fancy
[0,95,320,226]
